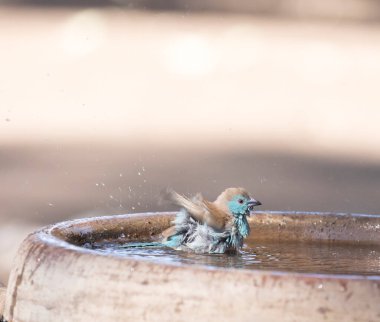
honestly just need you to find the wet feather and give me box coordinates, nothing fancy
[161,187,261,254]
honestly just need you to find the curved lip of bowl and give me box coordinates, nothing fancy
[37,211,380,281]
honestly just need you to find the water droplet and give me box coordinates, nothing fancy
[137,172,141,176]
[260,177,267,184]
[119,173,123,177]
[317,284,323,289]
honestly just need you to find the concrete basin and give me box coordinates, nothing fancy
[1,211,380,322]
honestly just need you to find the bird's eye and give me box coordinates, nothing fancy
[238,199,244,204]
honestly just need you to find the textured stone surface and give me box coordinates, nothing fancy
[0,283,5,317]
[3,212,380,322]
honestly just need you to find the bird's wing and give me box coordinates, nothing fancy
[203,200,231,230]
[164,188,209,221]
[162,188,228,230]
[160,226,176,242]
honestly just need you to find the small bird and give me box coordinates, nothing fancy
[160,187,262,254]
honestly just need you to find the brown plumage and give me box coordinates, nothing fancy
[160,187,261,253]
[162,187,252,232]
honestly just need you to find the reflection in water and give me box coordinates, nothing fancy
[83,240,380,275]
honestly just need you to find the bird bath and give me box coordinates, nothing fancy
[1,211,380,322]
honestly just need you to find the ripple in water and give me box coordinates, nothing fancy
[83,241,380,275]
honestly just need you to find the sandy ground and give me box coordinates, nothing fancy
[1,7,380,285]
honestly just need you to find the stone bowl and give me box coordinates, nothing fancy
[1,211,380,322]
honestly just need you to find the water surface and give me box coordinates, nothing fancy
[83,240,380,275]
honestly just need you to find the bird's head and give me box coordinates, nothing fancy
[215,187,262,217]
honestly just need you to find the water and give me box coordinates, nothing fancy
[82,240,380,275]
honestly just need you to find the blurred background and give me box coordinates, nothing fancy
[1,0,380,285]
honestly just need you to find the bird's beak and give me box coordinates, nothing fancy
[247,199,262,214]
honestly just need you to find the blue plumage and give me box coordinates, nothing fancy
[122,188,261,254]
[160,188,261,254]
[163,209,231,253]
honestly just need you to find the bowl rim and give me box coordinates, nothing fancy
[36,211,380,281]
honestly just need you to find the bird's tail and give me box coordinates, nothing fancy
[119,241,163,248]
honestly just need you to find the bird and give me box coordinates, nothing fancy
[159,187,262,254]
